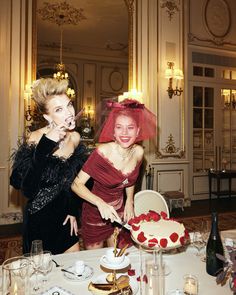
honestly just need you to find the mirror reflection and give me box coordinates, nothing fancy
[36,0,129,140]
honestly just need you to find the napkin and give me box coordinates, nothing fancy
[39,286,75,295]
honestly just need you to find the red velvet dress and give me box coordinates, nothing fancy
[81,149,142,247]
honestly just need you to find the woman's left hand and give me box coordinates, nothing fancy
[63,215,78,236]
[123,199,134,223]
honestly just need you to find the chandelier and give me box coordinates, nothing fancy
[53,27,69,81]
[37,1,87,98]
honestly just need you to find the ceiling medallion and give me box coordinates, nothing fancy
[160,0,180,21]
[37,1,86,26]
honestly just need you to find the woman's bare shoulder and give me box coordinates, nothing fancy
[97,142,112,151]
[70,131,81,146]
[134,144,144,158]
[27,128,46,144]
[97,142,114,156]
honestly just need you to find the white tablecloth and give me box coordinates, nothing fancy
[40,245,232,295]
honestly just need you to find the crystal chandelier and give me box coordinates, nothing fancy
[53,27,69,81]
[37,1,87,98]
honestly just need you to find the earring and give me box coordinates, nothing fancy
[47,120,53,129]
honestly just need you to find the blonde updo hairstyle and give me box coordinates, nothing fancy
[31,78,69,114]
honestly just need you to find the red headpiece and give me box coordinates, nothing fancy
[98,99,157,143]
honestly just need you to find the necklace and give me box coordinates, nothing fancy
[58,139,65,149]
[58,134,69,150]
[115,143,135,160]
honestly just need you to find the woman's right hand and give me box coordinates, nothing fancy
[46,123,67,143]
[96,199,121,223]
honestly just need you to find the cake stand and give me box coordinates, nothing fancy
[99,255,131,289]
[132,237,183,295]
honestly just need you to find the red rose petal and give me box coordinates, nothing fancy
[143,274,148,283]
[160,211,168,219]
[160,238,168,248]
[137,276,141,282]
[149,210,160,221]
[184,229,190,239]
[180,236,185,245]
[169,232,179,242]
[128,269,136,276]
[139,214,146,221]
[145,214,152,222]
[148,238,158,248]
[132,224,140,231]
[137,231,147,243]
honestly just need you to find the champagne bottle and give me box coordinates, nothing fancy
[206,212,224,276]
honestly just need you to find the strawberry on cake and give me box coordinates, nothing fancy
[129,211,189,250]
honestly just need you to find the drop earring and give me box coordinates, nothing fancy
[47,120,53,129]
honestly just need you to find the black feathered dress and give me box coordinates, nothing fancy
[10,134,87,254]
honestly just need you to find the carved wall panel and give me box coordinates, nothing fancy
[188,0,236,50]
[157,170,184,193]
[100,66,128,95]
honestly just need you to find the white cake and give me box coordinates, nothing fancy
[129,211,188,250]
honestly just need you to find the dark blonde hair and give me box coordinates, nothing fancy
[31,78,68,113]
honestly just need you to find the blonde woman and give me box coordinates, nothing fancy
[10,78,87,254]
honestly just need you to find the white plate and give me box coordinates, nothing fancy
[100,255,130,270]
[92,273,138,295]
[39,286,75,295]
[62,265,93,282]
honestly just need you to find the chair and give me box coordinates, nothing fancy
[134,189,170,218]
[163,191,185,212]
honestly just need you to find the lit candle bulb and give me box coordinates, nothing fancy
[183,275,198,295]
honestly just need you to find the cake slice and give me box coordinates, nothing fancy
[88,275,132,295]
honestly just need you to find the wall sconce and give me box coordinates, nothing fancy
[165,62,183,99]
[222,89,236,109]
[85,105,94,121]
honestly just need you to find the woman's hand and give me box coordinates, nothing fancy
[96,199,121,223]
[46,123,67,143]
[123,199,134,223]
[63,215,78,236]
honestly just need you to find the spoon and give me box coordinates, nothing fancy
[52,259,63,268]
[61,268,82,277]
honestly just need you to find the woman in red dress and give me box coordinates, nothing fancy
[71,99,156,249]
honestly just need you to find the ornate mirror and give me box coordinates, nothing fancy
[33,0,134,139]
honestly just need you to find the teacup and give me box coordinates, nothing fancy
[103,248,125,265]
[74,260,85,275]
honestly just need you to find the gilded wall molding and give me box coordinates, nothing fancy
[188,32,236,47]
[188,0,236,48]
[160,0,180,21]
[124,0,135,89]
[156,134,185,158]
[204,0,231,38]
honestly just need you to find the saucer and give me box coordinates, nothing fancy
[100,255,130,269]
[62,265,93,282]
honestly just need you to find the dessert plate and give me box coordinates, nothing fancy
[62,264,93,282]
[100,255,130,270]
[92,274,138,295]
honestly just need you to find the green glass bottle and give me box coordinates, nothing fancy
[206,212,224,276]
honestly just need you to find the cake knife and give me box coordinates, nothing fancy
[114,219,131,231]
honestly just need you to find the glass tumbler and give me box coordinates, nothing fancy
[2,256,30,295]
